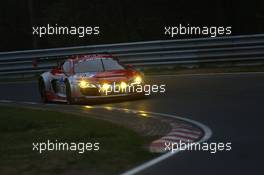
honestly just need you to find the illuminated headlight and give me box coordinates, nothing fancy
[133,76,143,84]
[120,82,127,89]
[79,80,95,88]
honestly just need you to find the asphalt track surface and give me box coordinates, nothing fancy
[0,72,263,175]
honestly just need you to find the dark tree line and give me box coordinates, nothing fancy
[0,0,263,52]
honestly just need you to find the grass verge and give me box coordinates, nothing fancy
[0,106,157,175]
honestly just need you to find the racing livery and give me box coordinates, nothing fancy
[38,54,144,103]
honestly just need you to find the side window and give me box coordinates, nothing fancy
[102,58,124,71]
[62,61,71,74]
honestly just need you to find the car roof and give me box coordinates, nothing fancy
[69,54,114,63]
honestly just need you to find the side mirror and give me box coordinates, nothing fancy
[51,67,63,75]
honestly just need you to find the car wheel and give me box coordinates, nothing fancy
[65,80,73,104]
[39,78,48,103]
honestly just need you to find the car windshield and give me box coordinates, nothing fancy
[102,58,125,71]
[74,59,103,73]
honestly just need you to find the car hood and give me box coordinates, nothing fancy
[74,70,135,83]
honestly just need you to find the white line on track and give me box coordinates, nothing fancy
[91,106,212,175]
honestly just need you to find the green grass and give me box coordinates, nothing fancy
[0,106,157,175]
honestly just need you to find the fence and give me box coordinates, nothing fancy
[0,34,264,78]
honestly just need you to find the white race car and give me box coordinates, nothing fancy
[38,54,144,103]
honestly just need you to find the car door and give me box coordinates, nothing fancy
[50,61,70,96]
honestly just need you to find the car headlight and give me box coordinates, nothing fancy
[79,80,95,88]
[120,82,127,89]
[132,76,143,84]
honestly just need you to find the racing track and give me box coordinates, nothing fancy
[0,72,264,175]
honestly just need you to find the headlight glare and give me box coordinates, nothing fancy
[120,82,127,89]
[79,80,95,88]
[133,76,142,84]
[102,83,111,91]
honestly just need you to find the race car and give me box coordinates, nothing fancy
[38,54,145,103]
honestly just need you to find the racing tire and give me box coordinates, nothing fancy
[65,80,74,104]
[39,78,48,103]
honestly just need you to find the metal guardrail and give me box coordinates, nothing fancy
[0,34,264,78]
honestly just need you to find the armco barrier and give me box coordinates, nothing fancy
[0,34,264,78]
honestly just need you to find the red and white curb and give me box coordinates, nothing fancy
[116,108,212,175]
[90,106,207,154]
[0,100,212,175]
[88,106,212,175]
[149,122,203,153]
